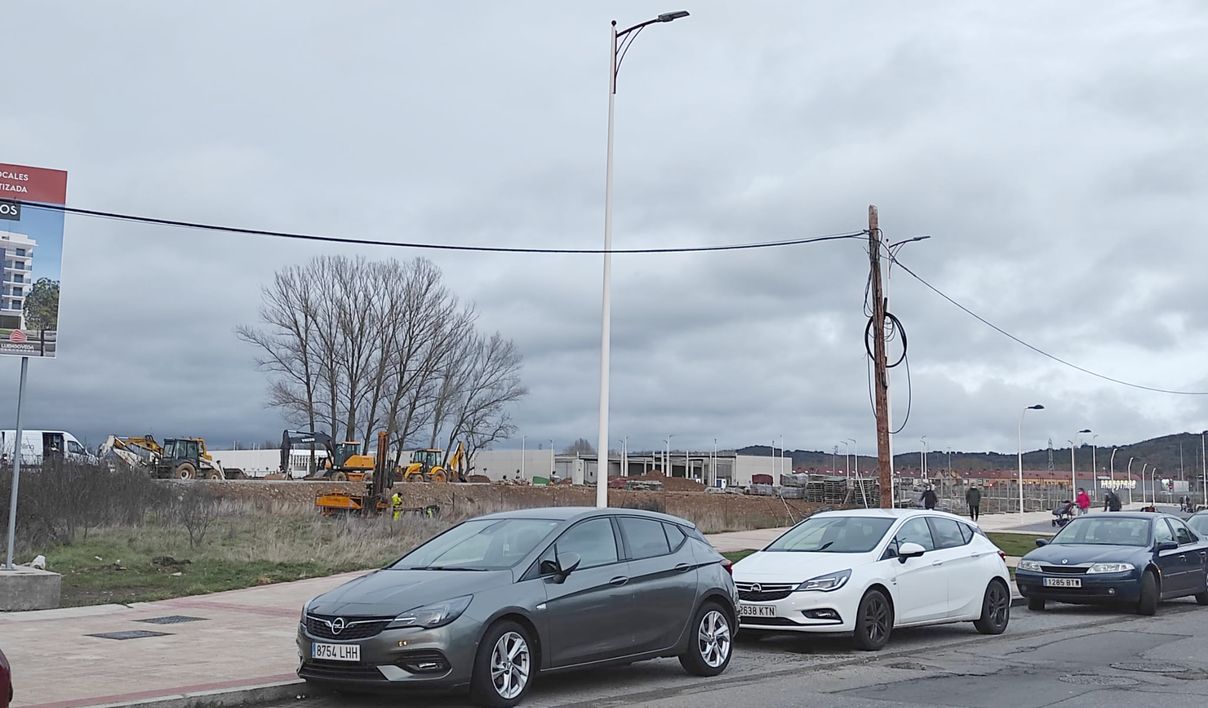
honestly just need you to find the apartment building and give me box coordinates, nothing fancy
[0,230,36,329]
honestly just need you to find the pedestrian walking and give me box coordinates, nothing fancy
[1075,487,1091,516]
[966,484,982,521]
[1103,488,1122,512]
[921,486,938,510]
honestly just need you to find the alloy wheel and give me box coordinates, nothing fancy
[697,610,732,668]
[988,583,1009,628]
[864,594,890,642]
[490,631,530,700]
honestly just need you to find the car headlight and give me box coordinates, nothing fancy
[387,595,473,629]
[1086,562,1135,574]
[301,598,316,623]
[1017,560,1042,572]
[796,569,851,592]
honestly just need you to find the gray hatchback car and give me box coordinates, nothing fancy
[297,507,738,706]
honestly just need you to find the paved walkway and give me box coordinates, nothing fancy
[0,504,1152,707]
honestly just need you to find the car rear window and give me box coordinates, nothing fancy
[927,517,968,550]
[619,517,672,559]
[664,523,687,551]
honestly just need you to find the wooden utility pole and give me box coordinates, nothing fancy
[868,205,893,508]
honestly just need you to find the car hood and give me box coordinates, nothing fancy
[732,550,866,582]
[1023,544,1150,565]
[307,568,515,617]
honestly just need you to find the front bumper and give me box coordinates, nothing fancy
[1015,570,1142,604]
[735,586,857,633]
[296,620,478,689]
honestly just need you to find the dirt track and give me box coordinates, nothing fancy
[178,480,829,533]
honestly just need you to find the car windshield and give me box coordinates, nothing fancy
[390,518,560,571]
[765,516,894,553]
[1188,515,1208,536]
[1050,517,1150,546]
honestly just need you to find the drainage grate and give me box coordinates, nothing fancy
[1058,674,1138,687]
[87,630,173,641]
[1111,661,1186,674]
[136,615,207,625]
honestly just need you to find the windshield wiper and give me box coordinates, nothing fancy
[407,565,489,571]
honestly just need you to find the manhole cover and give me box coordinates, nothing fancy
[136,615,207,625]
[86,630,173,641]
[1058,674,1139,687]
[1112,661,1187,674]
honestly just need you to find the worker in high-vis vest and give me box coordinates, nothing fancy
[391,491,403,521]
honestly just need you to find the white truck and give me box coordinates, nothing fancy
[0,429,95,466]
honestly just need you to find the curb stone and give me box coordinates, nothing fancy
[91,679,325,708]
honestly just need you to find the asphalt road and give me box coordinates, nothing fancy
[273,598,1208,708]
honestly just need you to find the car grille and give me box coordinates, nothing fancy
[305,614,392,641]
[1040,565,1089,575]
[739,616,802,627]
[736,582,796,602]
[299,660,385,682]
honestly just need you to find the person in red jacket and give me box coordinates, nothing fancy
[1075,487,1091,516]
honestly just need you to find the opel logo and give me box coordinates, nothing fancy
[751,584,763,593]
[331,617,346,635]
[1061,559,1069,565]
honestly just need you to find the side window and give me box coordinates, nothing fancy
[927,517,968,550]
[1170,520,1198,545]
[957,522,975,544]
[550,518,619,569]
[896,517,936,551]
[68,441,86,455]
[619,517,671,560]
[1154,520,1176,545]
[663,523,687,551]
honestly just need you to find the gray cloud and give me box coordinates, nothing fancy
[3,0,1208,458]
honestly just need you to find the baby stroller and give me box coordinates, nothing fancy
[1051,500,1075,527]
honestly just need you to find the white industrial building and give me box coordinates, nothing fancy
[0,230,35,330]
[552,451,791,487]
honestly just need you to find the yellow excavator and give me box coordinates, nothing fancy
[314,431,395,515]
[402,442,468,483]
[281,430,378,481]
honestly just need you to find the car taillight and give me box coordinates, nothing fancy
[721,559,733,576]
[998,550,1007,563]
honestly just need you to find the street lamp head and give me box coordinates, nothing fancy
[1078,428,1092,434]
[1027,404,1045,410]
[658,10,690,22]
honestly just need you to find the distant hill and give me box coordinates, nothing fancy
[738,432,1208,479]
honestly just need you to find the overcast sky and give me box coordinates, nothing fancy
[3,0,1208,457]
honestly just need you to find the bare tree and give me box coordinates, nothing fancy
[563,438,596,456]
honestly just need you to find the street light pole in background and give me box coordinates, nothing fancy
[1018,405,1045,515]
[1109,447,1118,480]
[521,435,526,480]
[1141,463,1149,503]
[1091,433,1099,480]
[840,440,851,480]
[1202,431,1207,507]
[595,10,690,508]
[846,439,858,483]
[1070,429,1091,494]
[920,436,928,480]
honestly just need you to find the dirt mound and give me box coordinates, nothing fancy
[624,471,705,493]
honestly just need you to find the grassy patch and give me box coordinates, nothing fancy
[723,550,755,563]
[42,504,447,607]
[987,532,1047,558]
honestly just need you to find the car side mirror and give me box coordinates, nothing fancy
[557,553,582,577]
[897,542,926,563]
[1035,539,1049,547]
[1156,541,1179,552]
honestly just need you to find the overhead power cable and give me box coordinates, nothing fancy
[18,201,866,255]
[890,256,1208,396]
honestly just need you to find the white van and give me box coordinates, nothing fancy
[0,430,95,466]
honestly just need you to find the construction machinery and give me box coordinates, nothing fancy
[280,430,378,481]
[314,430,395,515]
[402,442,468,483]
[99,435,229,480]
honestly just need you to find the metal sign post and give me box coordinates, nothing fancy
[4,356,29,569]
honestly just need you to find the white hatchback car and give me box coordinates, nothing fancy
[732,509,1011,650]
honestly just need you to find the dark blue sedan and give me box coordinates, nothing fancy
[1015,513,1208,615]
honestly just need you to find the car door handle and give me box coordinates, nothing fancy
[931,561,944,567]
[609,576,629,586]
[674,563,692,573]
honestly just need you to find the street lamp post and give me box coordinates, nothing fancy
[1151,467,1159,505]
[840,441,851,480]
[1071,429,1091,494]
[596,10,690,508]
[1091,433,1099,481]
[1109,447,1118,480]
[1141,463,1149,503]
[521,435,526,480]
[1018,405,1045,515]
[1202,431,1207,508]
[664,435,672,477]
[920,436,928,481]
[846,439,858,483]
